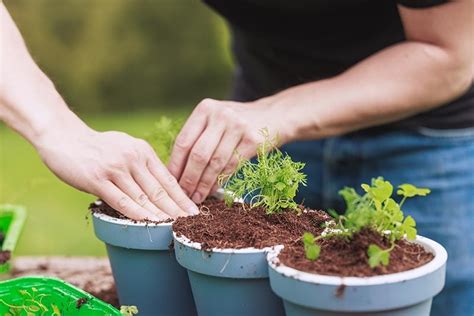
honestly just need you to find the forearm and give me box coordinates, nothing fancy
[264,40,472,141]
[0,4,89,148]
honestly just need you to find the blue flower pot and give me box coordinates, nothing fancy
[267,236,447,316]
[92,212,197,316]
[174,233,285,316]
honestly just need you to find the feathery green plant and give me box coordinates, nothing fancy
[219,130,307,214]
[145,116,183,164]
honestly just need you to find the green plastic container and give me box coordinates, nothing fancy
[0,276,121,315]
[0,205,26,274]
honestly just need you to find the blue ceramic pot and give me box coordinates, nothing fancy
[267,236,447,316]
[174,233,285,316]
[93,212,197,316]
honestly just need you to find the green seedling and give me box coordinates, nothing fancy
[303,177,430,268]
[302,232,320,260]
[219,129,307,214]
[1,287,62,316]
[145,116,183,164]
[120,305,139,316]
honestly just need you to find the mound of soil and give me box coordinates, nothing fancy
[173,198,331,250]
[278,228,434,277]
[89,200,172,224]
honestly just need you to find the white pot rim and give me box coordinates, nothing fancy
[268,235,447,286]
[92,211,172,227]
[173,231,280,254]
[90,189,230,227]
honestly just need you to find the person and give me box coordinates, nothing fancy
[1,1,472,315]
[0,4,199,221]
[168,1,473,315]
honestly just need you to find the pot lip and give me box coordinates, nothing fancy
[92,211,172,227]
[173,231,280,254]
[90,189,229,228]
[268,235,447,286]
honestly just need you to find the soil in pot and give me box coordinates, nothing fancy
[279,228,434,277]
[173,198,331,250]
[89,200,172,224]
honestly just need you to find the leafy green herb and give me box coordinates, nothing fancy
[367,244,390,268]
[302,177,430,268]
[145,116,183,164]
[302,232,321,260]
[219,129,307,214]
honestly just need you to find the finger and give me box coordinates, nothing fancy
[192,129,243,203]
[112,173,179,219]
[168,101,212,179]
[147,155,199,215]
[179,123,225,202]
[95,181,168,221]
[131,164,188,218]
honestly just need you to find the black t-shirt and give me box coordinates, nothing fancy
[204,0,474,130]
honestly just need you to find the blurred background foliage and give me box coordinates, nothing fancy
[1,0,234,256]
[5,0,233,114]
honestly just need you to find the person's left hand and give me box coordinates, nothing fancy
[168,98,288,204]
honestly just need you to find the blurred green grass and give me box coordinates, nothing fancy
[0,110,189,256]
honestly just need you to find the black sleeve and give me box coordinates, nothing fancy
[396,0,447,8]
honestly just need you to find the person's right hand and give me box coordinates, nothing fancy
[34,124,199,221]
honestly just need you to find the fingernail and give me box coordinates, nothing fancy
[192,192,202,204]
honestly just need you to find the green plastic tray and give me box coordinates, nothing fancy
[0,276,121,315]
[0,205,26,273]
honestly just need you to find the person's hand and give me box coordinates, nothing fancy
[35,125,199,221]
[168,98,288,204]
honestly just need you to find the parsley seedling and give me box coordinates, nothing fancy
[303,177,430,268]
[219,129,307,214]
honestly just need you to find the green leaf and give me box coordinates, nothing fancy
[302,232,320,260]
[305,244,321,261]
[338,187,361,213]
[401,215,417,240]
[362,177,393,203]
[302,232,315,244]
[397,184,431,198]
[367,244,390,268]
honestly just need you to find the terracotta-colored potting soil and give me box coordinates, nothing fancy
[89,200,172,224]
[278,228,434,277]
[173,198,331,250]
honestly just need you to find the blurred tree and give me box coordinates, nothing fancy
[5,0,233,114]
